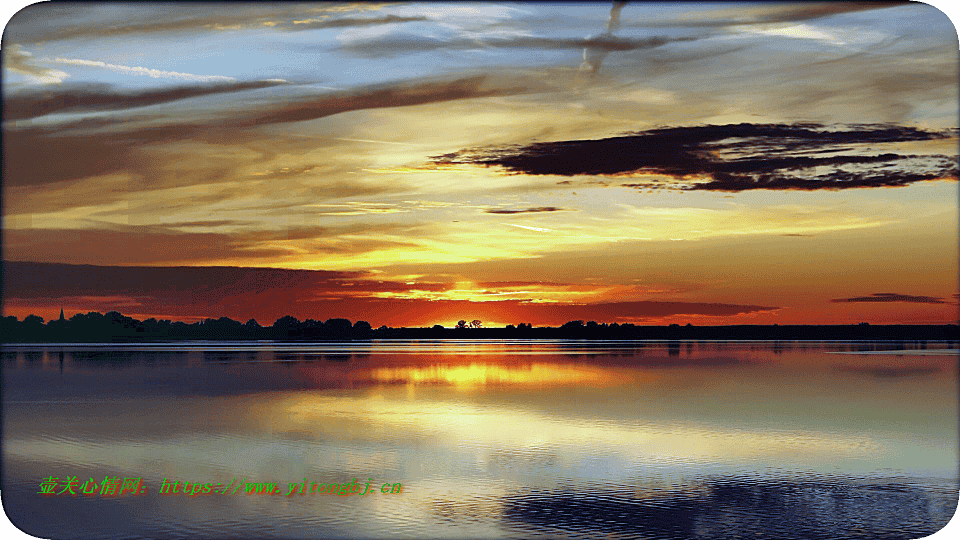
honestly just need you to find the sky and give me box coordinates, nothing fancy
[2,1,959,328]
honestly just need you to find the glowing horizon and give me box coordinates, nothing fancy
[3,2,958,328]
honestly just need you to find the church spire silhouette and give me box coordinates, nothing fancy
[59,307,65,322]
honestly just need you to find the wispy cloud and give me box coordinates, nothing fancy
[338,34,697,58]
[291,14,429,30]
[3,71,559,188]
[4,80,289,120]
[622,2,904,29]
[3,45,69,83]
[12,4,413,43]
[486,207,568,215]
[506,224,556,233]
[580,0,629,75]
[226,71,559,127]
[49,57,236,82]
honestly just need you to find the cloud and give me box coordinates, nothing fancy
[485,207,568,215]
[338,34,697,58]
[10,4,406,43]
[3,45,69,83]
[579,0,630,75]
[506,224,555,233]
[831,293,949,304]
[3,72,556,188]
[3,262,778,327]
[49,57,236,82]
[291,15,429,30]
[4,226,317,266]
[565,300,778,319]
[225,71,558,127]
[623,2,904,29]
[2,116,253,188]
[765,42,959,123]
[433,123,958,191]
[2,261,359,301]
[3,222,423,267]
[4,80,289,120]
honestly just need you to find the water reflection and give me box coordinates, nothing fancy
[3,341,957,539]
[361,363,625,388]
[497,477,957,540]
[837,364,942,378]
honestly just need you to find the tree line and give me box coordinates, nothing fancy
[0,311,373,342]
[1,311,956,342]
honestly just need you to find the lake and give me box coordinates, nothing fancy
[3,340,958,539]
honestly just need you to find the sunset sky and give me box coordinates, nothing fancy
[3,1,958,328]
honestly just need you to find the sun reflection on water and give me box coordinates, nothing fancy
[363,362,625,389]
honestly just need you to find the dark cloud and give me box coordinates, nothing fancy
[622,2,904,29]
[3,261,468,303]
[474,280,575,288]
[338,34,697,58]
[831,293,949,304]
[3,226,314,266]
[572,300,778,319]
[2,261,444,325]
[3,221,428,267]
[2,261,777,327]
[2,261,357,301]
[434,123,958,191]
[837,365,941,378]
[3,81,289,121]
[485,207,567,215]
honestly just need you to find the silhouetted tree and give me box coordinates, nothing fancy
[0,309,954,343]
[353,320,372,337]
[470,320,482,328]
[204,317,242,339]
[325,318,353,338]
[272,315,301,338]
[300,319,324,339]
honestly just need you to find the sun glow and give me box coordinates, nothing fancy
[363,362,625,389]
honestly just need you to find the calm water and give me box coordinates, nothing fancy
[3,341,958,539]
